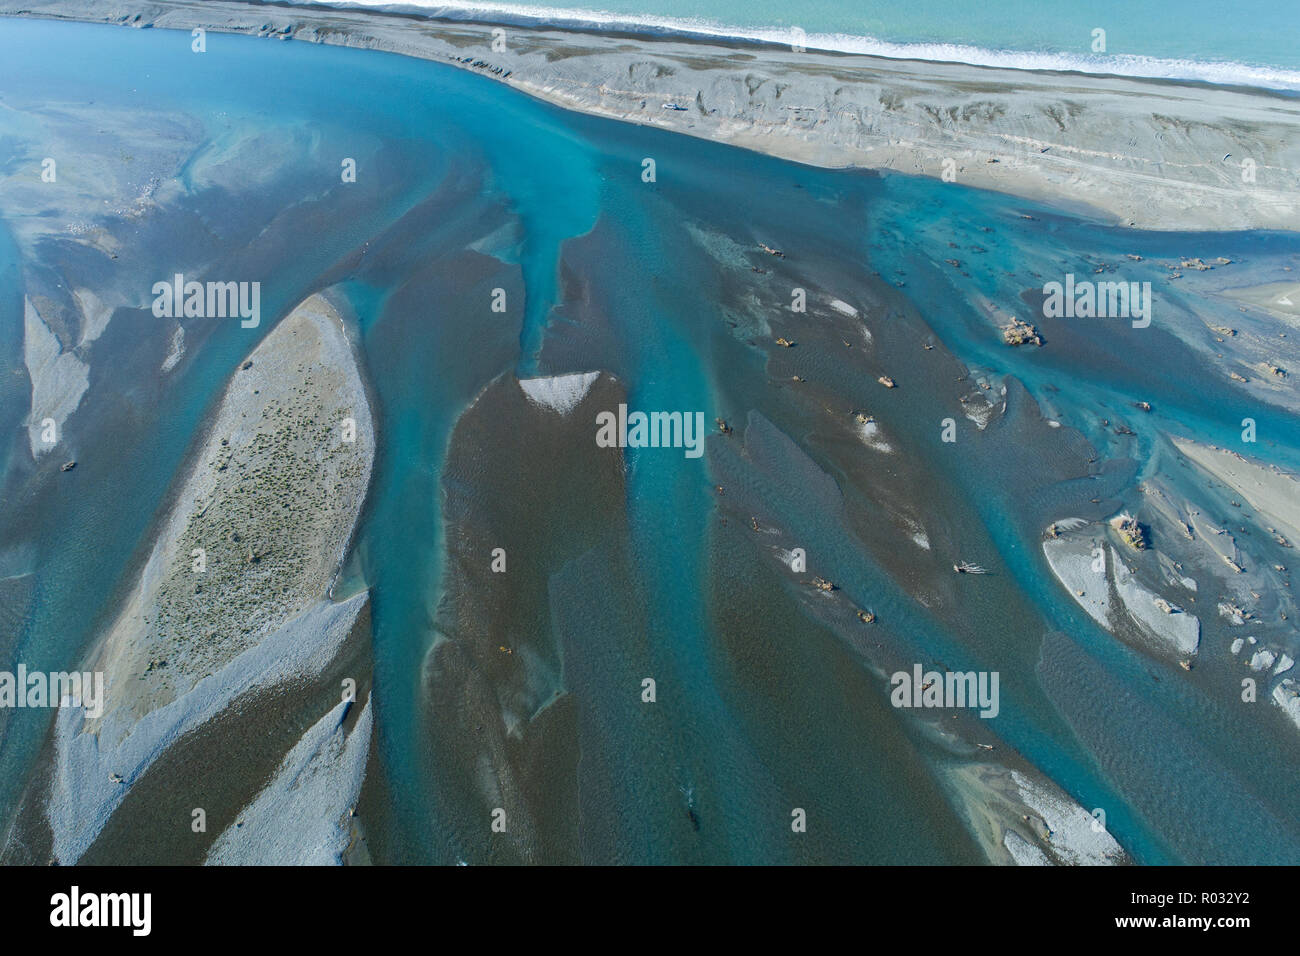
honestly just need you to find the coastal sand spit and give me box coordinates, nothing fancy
[4,0,1298,231]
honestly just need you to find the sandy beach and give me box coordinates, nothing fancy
[4,0,1299,232]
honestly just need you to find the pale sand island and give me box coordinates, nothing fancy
[5,0,1300,232]
[1043,435,1300,735]
[6,292,376,864]
[23,296,90,459]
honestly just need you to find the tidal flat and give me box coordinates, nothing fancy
[0,11,1297,865]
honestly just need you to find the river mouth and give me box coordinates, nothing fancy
[0,15,1298,865]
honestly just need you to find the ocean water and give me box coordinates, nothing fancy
[1,17,1298,864]
[308,0,1300,88]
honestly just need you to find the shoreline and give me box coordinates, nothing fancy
[276,2,1300,91]
[4,0,1299,232]
[248,1,1300,92]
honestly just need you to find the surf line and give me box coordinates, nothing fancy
[595,404,706,459]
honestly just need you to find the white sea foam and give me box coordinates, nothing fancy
[518,371,599,414]
[297,1,1300,91]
